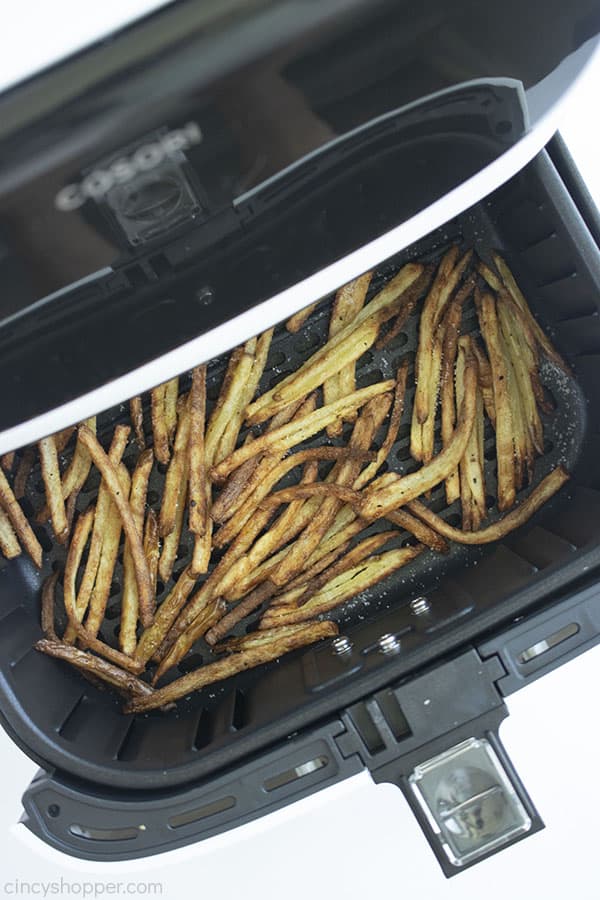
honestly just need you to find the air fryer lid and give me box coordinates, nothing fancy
[0,0,598,451]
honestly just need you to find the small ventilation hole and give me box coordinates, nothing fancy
[263,755,328,792]
[168,796,236,829]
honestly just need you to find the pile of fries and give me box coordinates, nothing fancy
[0,248,571,714]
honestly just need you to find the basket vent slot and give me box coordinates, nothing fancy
[263,755,328,792]
[169,795,236,829]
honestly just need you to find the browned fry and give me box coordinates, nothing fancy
[407,466,569,541]
[78,426,154,628]
[55,426,76,454]
[71,425,130,636]
[215,329,274,463]
[164,376,179,446]
[36,639,152,698]
[130,396,145,449]
[84,463,130,638]
[475,289,516,511]
[120,449,154,655]
[151,383,170,465]
[457,337,486,529]
[0,506,21,559]
[286,301,320,333]
[245,263,423,426]
[126,621,338,713]
[40,571,61,639]
[324,271,372,436]
[38,435,68,544]
[1,452,15,473]
[353,361,408,490]
[471,340,496,428]
[188,365,208,536]
[14,447,35,499]
[213,379,394,483]
[214,621,338,655]
[440,278,474,503]
[191,524,212,575]
[214,445,369,550]
[376,265,435,350]
[206,583,278,647]
[143,508,159,602]
[35,417,98,521]
[159,395,191,537]
[158,459,188,584]
[205,338,257,466]
[260,546,423,629]
[0,467,43,567]
[62,505,143,672]
[152,596,226,684]
[385,509,449,553]
[360,351,477,520]
[134,564,198,665]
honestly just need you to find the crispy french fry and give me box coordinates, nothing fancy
[151,383,170,465]
[286,302,320,333]
[158,459,188,584]
[120,449,154,655]
[36,417,98,522]
[0,507,21,559]
[126,621,338,713]
[457,337,486,529]
[40,571,60,640]
[70,425,130,636]
[245,263,423,425]
[143,508,159,601]
[78,426,154,628]
[164,376,179,447]
[38,435,68,544]
[151,596,226,684]
[36,639,152,698]
[407,466,569,542]
[375,265,435,350]
[471,339,496,428]
[55,427,76,454]
[386,509,449,552]
[475,289,516,511]
[188,365,208,536]
[0,467,43,567]
[130,396,145,449]
[134,564,198,665]
[14,447,35,499]
[205,581,278,646]
[360,354,478,521]
[84,463,130,638]
[353,361,408,490]
[205,338,257,466]
[213,380,394,483]
[214,621,337,655]
[1,452,15,473]
[324,271,372,436]
[160,395,191,537]
[260,546,423,628]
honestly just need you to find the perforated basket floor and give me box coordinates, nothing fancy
[0,148,599,791]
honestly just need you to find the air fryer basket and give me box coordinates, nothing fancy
[1,146,599,795]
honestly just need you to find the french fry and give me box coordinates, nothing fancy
[143,508,159,602]
[61,505,143,673]
[35,417,98,521]
[164,376,179,447]
[245,263,423,425]
[70,425,130,637]
[475,289,516,511]
[36,639,152,699]
[125,621,338,713]
[498,298,544,460]
[160,395,191,537]
[386,509,449,553]
[205,338,257,466]
[360,353,478,520]
[0,467,43,567]
[55,426,76,454]
[375,265,435,350]
[215,621,338,655]
[40,571,60,640]
[260,546,423,628]
[38,435,68,544]
[130,396,145,449]
[471,339,496,428]
[158,459,188,584]
[0,507,21,560]
[134,564,199,666]
[353,361,408,490]
[188,365,208,536]
[120,449,154,655]
[77,426,154,628]
[191,524,212,576]
[205,581,279,646]
[151,383,170,465]
[407,466,569,542]
[324,271,372,436]
[456,337,486,529]
[84,463,130,639]
[212,379,394,483]
[14,447,36,499]
[1,452,15,473]
[286,302,320,333]
[151,596,226,684]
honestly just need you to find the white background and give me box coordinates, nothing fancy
[0,4,599,898]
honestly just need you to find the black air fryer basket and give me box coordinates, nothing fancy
[1,141,599,866]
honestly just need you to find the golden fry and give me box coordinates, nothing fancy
[14,447,35,499]
[151,383,170,465]
[0,507,21,560]
[134,564,198,665]
[164,376,179,447]
[151,596,226,684]
[158,460,188,584]
[126,621,338,713]
[38,435,68,543]
[188,365,208,535]
[1,452,15,472]
[376,265,434,350]
[40,571,60,640]
[120,449,154,655]
[456,337,486,529]
[130,396,145,449]
[36,417,97,522]
[0,467,43,567]
[205,339,257,466]
[160,395,191,537]
[386,509,449,553]
[285,301,320,333]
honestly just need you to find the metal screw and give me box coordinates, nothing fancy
[410,596,431,616]
[378,633,401,655]
[331,636,353,656]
